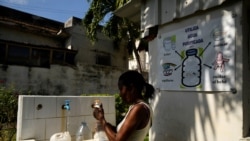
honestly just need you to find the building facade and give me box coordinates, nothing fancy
[0,5,128,95]
[116,0,250,140]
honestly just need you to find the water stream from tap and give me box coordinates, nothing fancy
[66,110,70,131]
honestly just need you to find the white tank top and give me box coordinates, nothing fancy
[117,102,152,141]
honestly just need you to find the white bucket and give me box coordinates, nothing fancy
[50,131,71,141]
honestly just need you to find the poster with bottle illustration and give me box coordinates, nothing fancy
[158,15,235,91]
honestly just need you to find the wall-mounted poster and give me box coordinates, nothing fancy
[158,15,235,91]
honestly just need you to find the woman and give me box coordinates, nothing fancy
[93,70,155,141]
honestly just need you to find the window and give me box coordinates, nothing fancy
[31,49,50,67]
[7,45,29,65]
[52,51,65,64]
[0,43,6,63]
[65,52,75,65]
[0,41,77,68]
[52,51,76,65]
[96,53,111,66]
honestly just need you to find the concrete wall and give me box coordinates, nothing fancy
[145,0,249,141]
[0,64,123,95]
[17,95,115,141]
[65,18,128,69]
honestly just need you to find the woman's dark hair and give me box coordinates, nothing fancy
[118,70,155,99]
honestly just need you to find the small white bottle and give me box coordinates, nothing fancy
[76,122,92,141]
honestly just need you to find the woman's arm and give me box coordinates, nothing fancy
[93,104,149,141]
[99,119,117,141]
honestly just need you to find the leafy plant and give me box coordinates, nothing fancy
[0,86,20,141]
[83,0,145,73]
[0,86,30,141]
[114,93,129,125]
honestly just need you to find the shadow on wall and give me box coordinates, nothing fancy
[151,89,241,141]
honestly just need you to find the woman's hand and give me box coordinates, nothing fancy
[93,106,105,121]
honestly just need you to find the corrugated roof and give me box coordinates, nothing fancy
[0,5,68,38]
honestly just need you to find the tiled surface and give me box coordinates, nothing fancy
[22,119,46,140]
[45,118,63,139]
[22,97,35,119]
[75,97,93,116]
[17,96,115,141]
[108,97,116,114]
[35,97,57,118]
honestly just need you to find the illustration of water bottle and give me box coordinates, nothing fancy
[181,48,201,87]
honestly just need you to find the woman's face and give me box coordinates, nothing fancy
[119,85,134,104]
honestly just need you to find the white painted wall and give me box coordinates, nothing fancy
[65,17,128,69]
[129,50,149,72]
[17,95,115,141]
[147,1,247,141]
[128,40,149,72]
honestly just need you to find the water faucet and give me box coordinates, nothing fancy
[62,100,70,110]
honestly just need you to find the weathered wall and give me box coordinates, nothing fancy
[146,1,247,141]
[0,64,123,95]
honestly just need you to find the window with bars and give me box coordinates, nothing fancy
[95,53,111,66]
[0,43,6,63]
[0,41,76,68]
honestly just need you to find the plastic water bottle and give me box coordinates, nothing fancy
[76,122,92,141]
[93,121,108,141]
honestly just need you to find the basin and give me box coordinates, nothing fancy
[17,95,115,141]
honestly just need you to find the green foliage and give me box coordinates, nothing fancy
[0,86,31,141]
[83,0,117,43]
[83,0,146,72]
[83,0,140,43]
[0,86,20,141]
[144,135,149,141]
[114,93,128,125]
